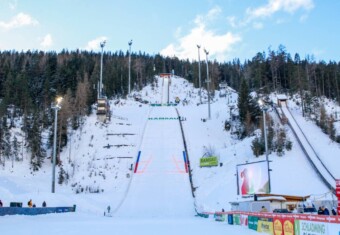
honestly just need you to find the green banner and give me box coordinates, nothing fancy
[248,216,259,231]
[214,213,226,222]
[233,214,241,225]
[200,156,219,167]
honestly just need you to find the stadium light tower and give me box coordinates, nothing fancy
[197,45,202,103]
[258,98,271,193]
[52,96,63,193]
[204,48,211,120]
[128,40,133,94]
[99,40,106,98]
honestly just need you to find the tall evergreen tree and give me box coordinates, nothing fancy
[238,79,250,123]
[27,113,46,171]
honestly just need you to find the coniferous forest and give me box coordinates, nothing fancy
[0,45,340,169]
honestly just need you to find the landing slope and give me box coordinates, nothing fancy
[115,106,194,217]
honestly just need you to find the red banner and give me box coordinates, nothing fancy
[336,179,340,187]
[337,179,340,215]
[225,211,340,224]
[273,216,294,235]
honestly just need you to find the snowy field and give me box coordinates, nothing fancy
[0,212,259,235]
[1,75,339,234]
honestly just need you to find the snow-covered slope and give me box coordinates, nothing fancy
[116,106,194,217]
[1,75,339,235]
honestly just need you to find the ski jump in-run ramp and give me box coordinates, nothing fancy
[161,77,169,105]
[115,106,195,217]
[280,105,336,191]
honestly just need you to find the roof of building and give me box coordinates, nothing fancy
[256,193,310,202]
[277,94,288,100]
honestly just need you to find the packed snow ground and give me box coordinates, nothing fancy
[0,75,339,234]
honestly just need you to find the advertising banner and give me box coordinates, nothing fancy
[200,156,218,167]
[233,214,241,225]
[294,220,328,235]
[338,182,340,215]
[257,217,274,234]
[336,189,340,197]
[236,161,269,196]
[273,218,283,235]
[248,216,259,231]
[336,179,340,215]
[214,213,226,222]
[240,214,248,227]
[228,214,233,225]
[273,217,294,235]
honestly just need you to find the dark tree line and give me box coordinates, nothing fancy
[0,45,339,169]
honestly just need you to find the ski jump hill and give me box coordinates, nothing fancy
[115,77,195,217]
[276,102,337,192]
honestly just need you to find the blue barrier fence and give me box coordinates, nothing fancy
[0,205,76,216]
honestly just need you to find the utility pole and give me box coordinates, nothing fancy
[258,99,271,193]
[52,97,63,193]
[204,48,211,120]
[197,45,202,103]
[99,40,106,98]
[128,40,133,94]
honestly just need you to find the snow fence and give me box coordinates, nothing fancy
[0,205,76,216]
[198,211,340,235]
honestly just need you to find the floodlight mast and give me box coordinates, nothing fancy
[128,40,133,94]
[197,45,202,103]
[258,99,271,193]
[204,48,211,120]
[52,97,63,193]
[99,40,106,98]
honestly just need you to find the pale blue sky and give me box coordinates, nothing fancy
[0,0,339,62]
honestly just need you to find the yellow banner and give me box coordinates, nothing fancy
[258,220,274,235]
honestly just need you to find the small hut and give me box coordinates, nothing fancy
[277,94,288,107]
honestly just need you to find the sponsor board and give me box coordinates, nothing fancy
[336,179,340,187]
[283,219,295,235]
[199,156,218,167]
[257,218,274,234]
[224,212,340,223]
[240,214,248,227]
[248,216,259,231]
[294,220,328,235]
[214,213,226,222]
[227,214,234,225]
[273,217,295,235]
[336,189,340,197]
[233,214,241,225]
[274,219,283,235]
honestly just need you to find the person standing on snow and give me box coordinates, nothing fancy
[0,199,3,207]
[28,199,33,208]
